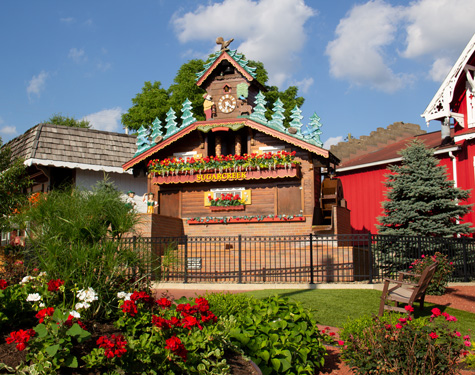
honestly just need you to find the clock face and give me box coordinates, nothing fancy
[218,94,237,113]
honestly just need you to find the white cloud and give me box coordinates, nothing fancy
[326,0,475,92]
[429,57,453,82]
[403,0,475,59]
[60,17,75,24]
[68,48,87,64]
[0,126,17,136]
[27,71,49,99]
[325,0,412,93]
[172,0,315,87]
[290,77,314,94]
[96,61,111,72]
[323,136,344,149]
[82,107,123,132]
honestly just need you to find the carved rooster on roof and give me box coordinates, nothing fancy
[216,37,234,51]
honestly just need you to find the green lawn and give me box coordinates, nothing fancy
[244,289,475,335]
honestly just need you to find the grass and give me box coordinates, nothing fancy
[244,289,475,336]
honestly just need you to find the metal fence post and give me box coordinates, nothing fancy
[309,233,314,284]
[462,237,469,282]
[183,235,188,284]
[238,235,242,284]
[368,232,373,284]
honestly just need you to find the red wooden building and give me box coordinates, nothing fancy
[123,41,343,238]
[335,33,475,235]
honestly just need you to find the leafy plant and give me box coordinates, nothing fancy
[210,294,328,375]
[340,309,469,374]
[409,252,455,295]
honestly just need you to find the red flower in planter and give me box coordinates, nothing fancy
[0,279,7,290]
[130,291,154,305]
[152,315,172,329]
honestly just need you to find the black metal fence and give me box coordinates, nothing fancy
[119,234,475,284]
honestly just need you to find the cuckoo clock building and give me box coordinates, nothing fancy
[123,40,344,238]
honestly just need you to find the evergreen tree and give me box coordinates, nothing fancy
[164,108,178,138]
[135,125,150,155]
[378,140,472,237]
[268,98,286,132]
[180,98,196,128]
[249,91,268,124]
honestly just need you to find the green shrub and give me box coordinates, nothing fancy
[340,309,468,374]
[209,294,327,375]
[410,252,455,295]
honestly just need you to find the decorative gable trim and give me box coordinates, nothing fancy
[422,33,475,125]
[196,50,256,87]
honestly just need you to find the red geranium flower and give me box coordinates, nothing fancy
[130,291,154,305]
[97,334,127,358]
[0,279,7,290]
[152,315,171,329]
[165,336,187,361]
[429,332,439,340]
[47,279,64,292]
[156,297,172,309]
[120,300,138,316]
[35,307,55,323]
[182,315,202,330]
[6,329,36,351]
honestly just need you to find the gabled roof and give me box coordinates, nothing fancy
[123,118,337,171]
[196,49,257,87]
[422,33,475,124]
[5,123,137,174]
[337,130,459,172]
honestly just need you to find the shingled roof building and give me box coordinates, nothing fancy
[5,123,147,194]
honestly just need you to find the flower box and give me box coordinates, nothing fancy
[209,205,245,212]
[187,215,306,225]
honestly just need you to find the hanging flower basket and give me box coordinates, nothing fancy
[209,205,245,212]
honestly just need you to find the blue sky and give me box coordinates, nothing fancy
[1,0,475,148]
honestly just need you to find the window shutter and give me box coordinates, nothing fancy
[204,191,212,206]
[242,190,251,205]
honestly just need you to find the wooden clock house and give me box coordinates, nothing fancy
[123,39,344,238]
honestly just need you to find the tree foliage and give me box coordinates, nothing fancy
[0,138,31,231]
[377,140,472,237]
[122,58,304,131]
[46,113,91,128]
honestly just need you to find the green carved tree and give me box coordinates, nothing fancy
[249,91,268,124]
[268,98,286,131]
[180,98,196,128]
[164,108,178,138]
[135,125,150,155]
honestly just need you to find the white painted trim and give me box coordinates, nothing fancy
[23,158,132,174]
[454,132,475,142]
[336,146,460,172]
